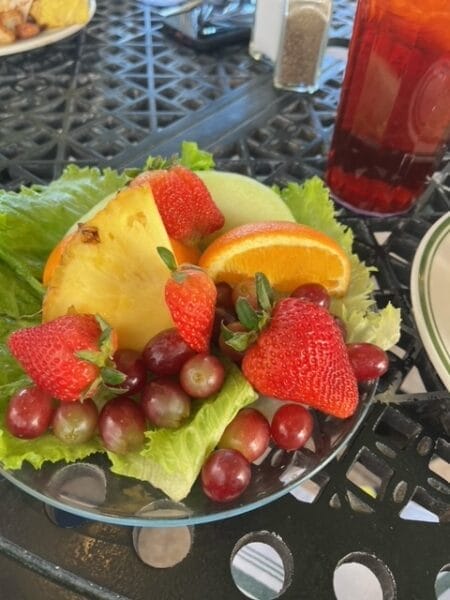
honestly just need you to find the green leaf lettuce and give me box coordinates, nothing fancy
[108,363,257,502]
[278,177,401,350]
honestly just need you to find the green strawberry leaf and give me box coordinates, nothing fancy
[95,314,120,364]
[76,350,104,366]
[235,297,260,330]
[255,272,274,313]
[221,324,257,352]
[157,246,178,272]
[101,367,127,386]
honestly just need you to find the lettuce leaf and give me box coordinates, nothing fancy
[0,317,40,387]
[0,164,128,282]
[0,164,129,470]
[0,377,103,470]
[108,363,257,502]
[278,177,354,254]
[127,141,216,177]
[179,141,215,171]
[278,177,401,350]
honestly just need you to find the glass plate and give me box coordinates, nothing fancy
[410,211,450,391]
[0,0,96,57]
[0,383,375,527]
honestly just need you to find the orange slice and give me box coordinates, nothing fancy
[169,238,201,265]
[198,221,351,296]
[42,232,77,286]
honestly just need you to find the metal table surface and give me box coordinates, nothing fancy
[0,1,449,599]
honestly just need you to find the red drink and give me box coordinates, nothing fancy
[326,0,450,215]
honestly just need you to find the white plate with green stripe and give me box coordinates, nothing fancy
[411,212,450,390]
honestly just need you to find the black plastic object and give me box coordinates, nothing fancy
[161,1,255,50]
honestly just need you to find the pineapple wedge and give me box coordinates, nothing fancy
[43,186,174,351]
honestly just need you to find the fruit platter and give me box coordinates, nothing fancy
[0,142,401,526]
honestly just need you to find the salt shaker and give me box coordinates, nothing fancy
[249,0,284,63]
[273,0,332,93]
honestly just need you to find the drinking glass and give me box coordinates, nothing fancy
[326,0,450,215]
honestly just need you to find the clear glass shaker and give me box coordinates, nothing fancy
[273,0,332,93]
[249,0,285,63]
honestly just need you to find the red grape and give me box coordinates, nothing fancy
[291,283,330,310]
[142,328,195,376]
[6,386,53,439]
[141,378,191,428]
[232,278,258,310]
[271,404,313,451]
[180,353,225,398]
[347,343,389,381]
[218,408,270,462]
[215,282,234,311]
[52,399,98,444]
[201,449,251,502]
[99,397,146,454]
[113,349,147,394]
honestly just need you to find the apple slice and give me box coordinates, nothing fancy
[196,170,295,243]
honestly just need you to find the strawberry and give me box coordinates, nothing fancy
[241,298,359,418]
[158,247,216,353]
[7,314,122,403]
[130,165,224,246]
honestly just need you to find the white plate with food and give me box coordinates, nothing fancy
[411,212,450,390]
[0,0,95,56]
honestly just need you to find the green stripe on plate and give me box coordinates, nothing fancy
[417,214,450,373]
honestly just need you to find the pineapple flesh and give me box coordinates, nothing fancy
[43,186,174,351]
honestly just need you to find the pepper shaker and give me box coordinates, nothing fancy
[273,0,332,93]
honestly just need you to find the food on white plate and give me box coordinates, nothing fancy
[0,22,15,44]
[0,0,90,45]
[30,0,90,28]
[0,1,37,43]
[0,141,401,503]
[0,0,32,17]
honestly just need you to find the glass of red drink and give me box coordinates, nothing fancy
[326,0,450,215]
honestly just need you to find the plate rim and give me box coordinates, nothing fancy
[0,386,376,528]
[410,211,450,391]
[0,0,96,57]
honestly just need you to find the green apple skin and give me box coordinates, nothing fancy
[196,170,295,242]
[68,171,295,241]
